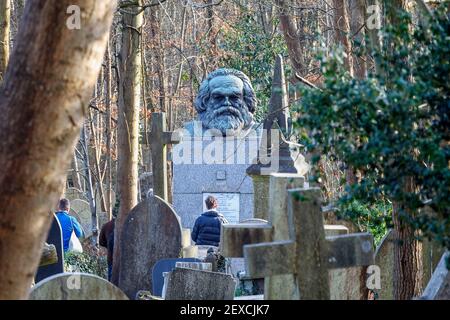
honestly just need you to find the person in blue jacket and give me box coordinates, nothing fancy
[55,198,84,252]
[191,196,228,247]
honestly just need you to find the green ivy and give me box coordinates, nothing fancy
[337,199,392,246]
[64,251,108,279]
[293,3,450,252]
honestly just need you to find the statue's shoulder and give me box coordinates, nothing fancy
[177,120,203,137]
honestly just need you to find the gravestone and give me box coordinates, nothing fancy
[29,273,128,300]
[324,208,367,300]
[164,268,236,300]
[118,195,183,299]
[95,186,116,215]
[176,261,212,271]
[423,238,446,288]
[35,214,64,284]
[173,125,261,227]
[421,205,447,288]
[152,258,202,297]
[374,228,445,300]
[327,226,363,300]
[421,252,450,300]
[172,68,264,228]
[39,243,58,267]
[64,187,87,202]
[243,188,374,300]
[264,173,305,300]
[69,199,90,237]
[374,229,395,299]
[70,198,109,239]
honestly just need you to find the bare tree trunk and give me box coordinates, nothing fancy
[71,150,82,190]
[205,0,216,52]
[105,41,113,220]
[112,0,143,285]
[351,0,367,79]
[149,6,166,112]
[0,0,10,81]
[11,0,25,48]
[333,0,354,77]
[275,0,305,76]
[0,0,115,300]
[365,0,382,75]
[81,122,98,247]
[89,96,107,214]
[393,178,424,299]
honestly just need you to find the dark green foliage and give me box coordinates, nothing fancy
[338,199,392,246]
[64,251,108,279]
[293,3,450,251]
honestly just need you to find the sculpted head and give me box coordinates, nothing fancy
[194,69,257,136]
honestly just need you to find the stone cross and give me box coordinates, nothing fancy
[220,174,305,259]
[220,220,273,257]
[147,112,181,202]
[421,251,450,300]
[243,187,374,300]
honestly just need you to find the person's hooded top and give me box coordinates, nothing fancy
[191,209,228,246]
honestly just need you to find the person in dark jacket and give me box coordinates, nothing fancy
[99,218,115,281]
[191,196,228,247]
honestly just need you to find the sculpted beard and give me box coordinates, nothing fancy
[200,99,254,135]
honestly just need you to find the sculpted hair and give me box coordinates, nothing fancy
[194,68,257,114]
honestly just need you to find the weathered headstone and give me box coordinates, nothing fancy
[324,208,367,300]
[69,199,90,237]
[421,252,450,300]
[374,228,445,300]
[35,214,64,284]
[29,273,128,300]
[181,228,198,257]
[70,198,109,239]
[328,226,364,300]
[152,258,202,297]
[165,268,236,300]
[118,195,183,299]
[243,188,374,300]
[422,205,447,288]
[39,243,58,267]
[95,186,116,215]
[374,229,395,299]
[176,261,212,271]
[220,221,272,257]
[64,187,87,202]
[423,238,446,288]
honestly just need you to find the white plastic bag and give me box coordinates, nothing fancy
[69,231,83,253]
[68,218,83,253]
